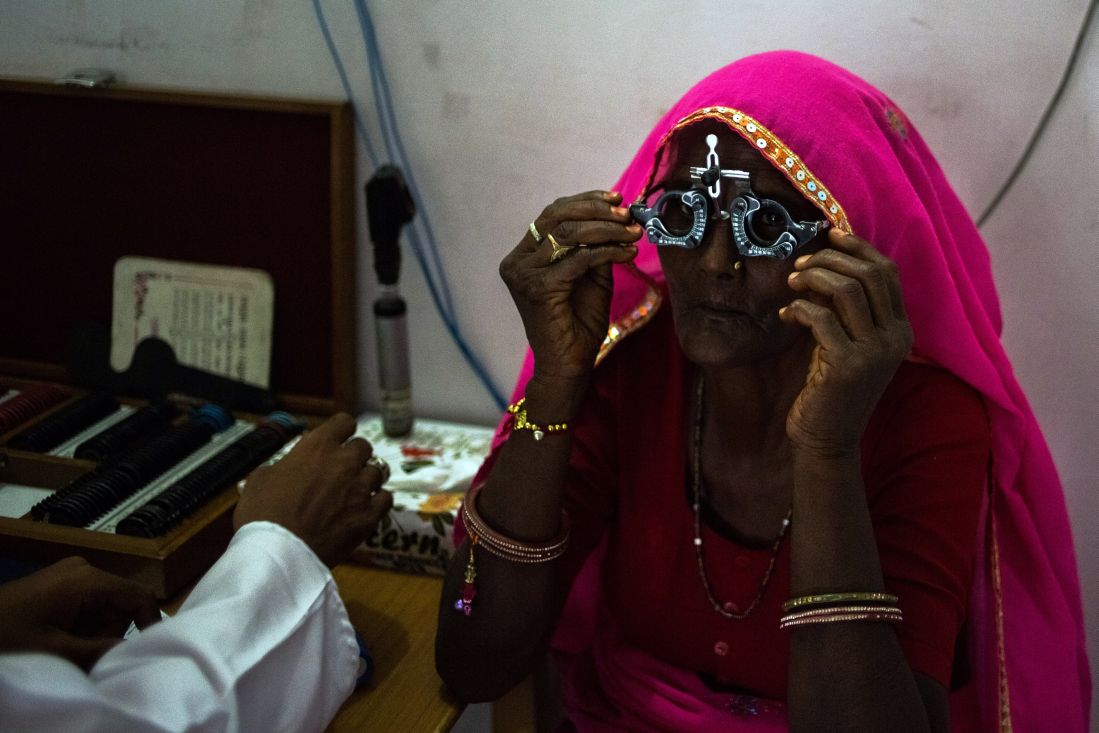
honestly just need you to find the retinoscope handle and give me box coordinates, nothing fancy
[366,166,416,438]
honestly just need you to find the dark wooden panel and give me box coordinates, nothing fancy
[0,79,356,412]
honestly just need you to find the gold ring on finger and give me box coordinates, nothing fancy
[546,233,575,263]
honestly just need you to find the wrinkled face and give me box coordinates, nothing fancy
[651,120,827,368]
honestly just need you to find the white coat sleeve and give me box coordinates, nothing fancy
[0,521,359,733]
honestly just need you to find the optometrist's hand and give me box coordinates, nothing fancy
[500,191,642,390]
[234,413,394,568]
[0,556,161,671]
[779,228,913,457]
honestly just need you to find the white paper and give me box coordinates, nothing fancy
[111,257,274,388]
[0,484,52,518]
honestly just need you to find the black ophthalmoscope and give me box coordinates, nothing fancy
[366,166,416,437]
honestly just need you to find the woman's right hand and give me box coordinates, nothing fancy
[500,190,641,385]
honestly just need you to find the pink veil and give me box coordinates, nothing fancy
[472,51,1089,731]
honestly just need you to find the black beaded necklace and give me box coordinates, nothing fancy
[692,377,792,620]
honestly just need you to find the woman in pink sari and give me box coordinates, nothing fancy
[435,52,1089,731]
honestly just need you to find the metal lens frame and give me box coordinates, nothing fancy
[731,194,809,259]
[632,179,828,259]
[751,197,826,255]
[629,189,709,249]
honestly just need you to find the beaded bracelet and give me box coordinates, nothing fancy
[506,397,568,441]
[781,591,898,612]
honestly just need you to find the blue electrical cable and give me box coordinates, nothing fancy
[348,0,505,410]
[312,0,507,411]
[976,0,1097,227]
[310,0,381,168]
[351,0,457,316]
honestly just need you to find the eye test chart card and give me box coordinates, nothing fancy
[111,256,274,388]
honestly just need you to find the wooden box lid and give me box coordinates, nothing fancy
[0,79,357,415]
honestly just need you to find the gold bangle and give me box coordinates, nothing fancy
[453,485,569,618]
[781,592,898,612]
[779,609,903,631]
[461,484,569,563]
[507,397,568,441]
[780,605,903,624]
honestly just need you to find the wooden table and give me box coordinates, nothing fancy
[326,564,465,732]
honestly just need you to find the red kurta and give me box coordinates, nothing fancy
[554,303,989,699]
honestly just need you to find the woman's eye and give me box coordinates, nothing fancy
[754,210,786,232]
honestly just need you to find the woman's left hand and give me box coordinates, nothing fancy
[779,228,913,457]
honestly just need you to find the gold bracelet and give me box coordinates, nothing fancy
[782,591,898,612]
[507,397,568,441]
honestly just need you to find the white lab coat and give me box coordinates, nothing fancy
[0,521,358,733]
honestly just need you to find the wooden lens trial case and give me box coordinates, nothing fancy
[0,78,356,597]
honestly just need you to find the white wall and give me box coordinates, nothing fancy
[1,0,1095,722]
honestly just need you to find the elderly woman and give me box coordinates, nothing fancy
[435,52,1089,731]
